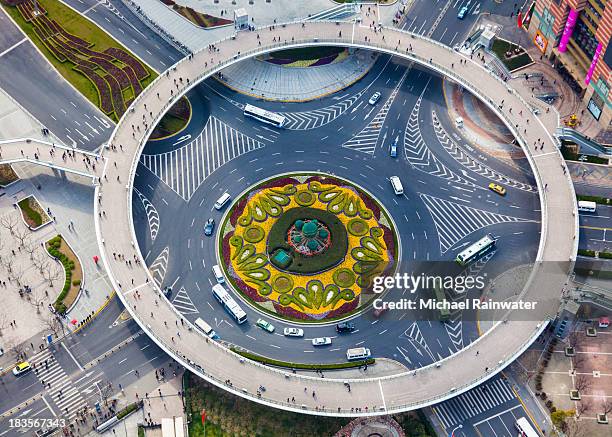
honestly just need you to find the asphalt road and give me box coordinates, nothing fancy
[0,11,112,151]
[61,0,181,72]
[131,55,541,368]
[0,297,171,436]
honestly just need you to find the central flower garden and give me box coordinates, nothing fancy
[220,173,398,322]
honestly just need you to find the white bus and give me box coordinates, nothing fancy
[346,347,371,361]
[389,176,404,195]
[456,234,496,265]
[243,104,286,128]
[211,284,247,324]
[515,417,539,437]
[194,317,217,338]
[577,200,596,213]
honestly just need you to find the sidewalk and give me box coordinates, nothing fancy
[217,50,376,101]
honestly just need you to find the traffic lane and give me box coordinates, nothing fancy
[0,369,44,413]
[471,404,536,437]
[579,207,612,226]
[0,398,55,436]
[0,8,25,54]
[579,227,610,252]
[85,1,181,71]
[0,42,112,150]
[205,53,396,116]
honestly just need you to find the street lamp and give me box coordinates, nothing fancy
[449,424,463,436]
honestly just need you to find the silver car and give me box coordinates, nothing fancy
[311,337,332,346]
[283,327,304,337]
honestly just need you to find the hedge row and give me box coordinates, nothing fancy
[116,401,141,420]
[577,194,612,205]
[231,347,375,370]
[46,235,75,314]
[578,248,612,259]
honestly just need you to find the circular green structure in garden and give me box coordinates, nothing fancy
[220,173,399,322]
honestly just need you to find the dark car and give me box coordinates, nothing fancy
[336,322,356,333]
[204,218,215,236]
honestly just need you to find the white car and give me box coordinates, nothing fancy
[368,92,381,105]
[311,337,332,346]
[283,327,304,337]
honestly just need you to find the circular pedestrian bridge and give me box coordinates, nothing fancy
[95,20,578,416]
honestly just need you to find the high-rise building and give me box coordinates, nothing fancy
[528,0,610,127]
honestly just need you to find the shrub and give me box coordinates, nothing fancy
[72,279,81,286]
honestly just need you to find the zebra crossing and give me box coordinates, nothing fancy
[171,287,199,314]
[443,253,495,352]
[342,69,409,154]
[140,116,264,201]
[404,87,476,187]
[432,377,516,429]
[420,193,536,254]
[149,247,169,286]
[31,349,87,421]
[133,187,160,243]
[431,111,536,193]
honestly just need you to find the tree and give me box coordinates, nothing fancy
[26,287,48,314]
[40,313,65,339]
[12,227,30,248]
[23,240,38,260]
[574,374,592,392]
[0,313,9,337]
[11,265,24,287]
[572,352,586,371]
[568,331,583,349]
[575,399,591,418]
[601,399,612,415]
[41,261,62,287]
[0,214,18,235]
[8,339,25,361]
[564,418,588,437]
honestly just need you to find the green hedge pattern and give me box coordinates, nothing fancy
[46,235,75,314]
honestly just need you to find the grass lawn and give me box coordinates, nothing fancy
[2,0,157,122]
[0,164,19,186]
[17,195,49,228]
[184,372,349,437]
[491,38,533,71]
[151,97,191,140]
[46,235,83,314]
[270,46,344,61]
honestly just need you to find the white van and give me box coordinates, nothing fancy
[577,200,596,213]
[194,317,217,338]
[212,264,225,284]
[214,193,231,210]
[346,347,371,361]
[389,176,404,195]
[455,117,464,128]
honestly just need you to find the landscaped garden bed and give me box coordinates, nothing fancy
[561,145,609,164]
[183,371,350,437]
[46,235,83,314]
[264,47,349,67]
[0,163,19,187]
[220,173,398,323]
[491,38,533,71]
[157,0,231,28]
[17,195,51,229]
[231,347,374,370]
[2,0,157,121]
[150,96,192,140]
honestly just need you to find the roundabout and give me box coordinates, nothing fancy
[95,20,578,416]
[219,172,398,322]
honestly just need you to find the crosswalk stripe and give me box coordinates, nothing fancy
[420,193,536,254]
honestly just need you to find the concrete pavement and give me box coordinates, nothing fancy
[94,20,577,416]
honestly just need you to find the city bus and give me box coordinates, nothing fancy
[577,200,596,213]
[515,417,539,437]
[455,234,496,266]
[243,104,286,128]
[211,284,247,324]
[434,284,450,321]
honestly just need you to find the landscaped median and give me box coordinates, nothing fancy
[1,0,157,121]
[231,347,375,370]
[0,164,19,187]
[578,249,612,260]
[577,194,612,206]
[46,235,83,314]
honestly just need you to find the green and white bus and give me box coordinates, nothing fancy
[455,234,496,266]
[434,284,450,321]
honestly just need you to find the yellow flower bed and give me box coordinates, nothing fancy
[230,180,391,317]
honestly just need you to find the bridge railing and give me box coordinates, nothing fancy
[98,20,575,416]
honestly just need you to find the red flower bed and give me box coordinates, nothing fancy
[75,65,114,114]
[105,74,126,117]
[58,27,90,48]
[105,48,149,81]
[325,298,359,319]
[358,189,381,220]
[93,57,130,89]
[266,58,294,65]
[123,66,143,96]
